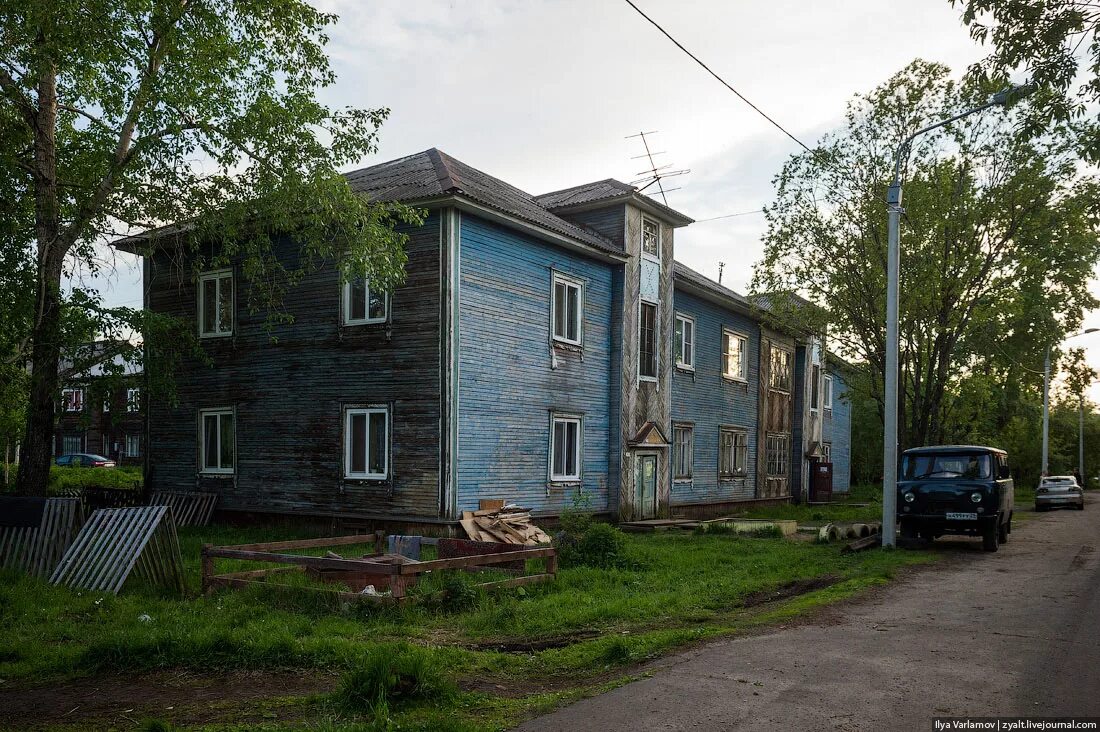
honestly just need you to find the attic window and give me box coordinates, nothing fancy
[642,218,661,260]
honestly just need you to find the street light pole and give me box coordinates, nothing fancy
[1079,397,1085,484]
[881,83,1035,548]
[1040,327,1097,477]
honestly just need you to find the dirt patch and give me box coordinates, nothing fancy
[467,630,602,654]
[739,575,843,608]
[0,669,337,730]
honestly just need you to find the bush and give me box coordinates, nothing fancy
[48,465,142,494]
[556,520,631,570]
[336,647,454,717]
[435,572,481,613]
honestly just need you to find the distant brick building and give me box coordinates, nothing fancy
[55,350,143,466]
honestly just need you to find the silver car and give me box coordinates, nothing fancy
[1035,476,1085,511]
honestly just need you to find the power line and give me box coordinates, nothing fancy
[694,208,765,223]
[622,0,814,156]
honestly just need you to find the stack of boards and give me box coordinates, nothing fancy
[460,502,553,546]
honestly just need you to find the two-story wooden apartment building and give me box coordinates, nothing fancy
[118,149,851,526]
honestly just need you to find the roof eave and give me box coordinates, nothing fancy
[549,192,693,227]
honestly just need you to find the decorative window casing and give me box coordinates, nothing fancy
[769,348,792,392]
[722,330,747,381]
[344,407,390,480]
[641,217,661,261]
[639,302,658,381]
[673,425,694,479]
[343,277,388,325]
[823,374,834,411]
[719,427,748,479]
[199,408,235,474]
[550,414,582,482]
[126,388,141,413]
[198,269,234,337]
[674,315,695,370]
[766,433,790,477]
[62,388,83,413]
[551,273,583,345]
[125,434,141,458]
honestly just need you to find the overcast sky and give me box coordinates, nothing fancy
[86,0,1100,396]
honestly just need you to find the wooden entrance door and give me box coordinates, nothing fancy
[635,453,658,519]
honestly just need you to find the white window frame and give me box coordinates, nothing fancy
[199,407,235,475]
[824,374,834,411]
[638,301,659,382]
[722,329,748,382]
[125,434,141,458]
[343,406,390,480]
[641,217,661,262]
[102,395,111,413]
[822,442,832,461]
[198,269,234,338]
[673,424,694,480]
[551,273,584,346]
[126,388,141,413]
[342,277,389,326]
[62,388,84,413]
[675,314,695,371]
[719,427,748,479]
[549,413,583,482]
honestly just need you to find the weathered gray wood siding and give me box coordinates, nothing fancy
[561,206,626,250]
[144,214,443,520]
[455,213,614,515]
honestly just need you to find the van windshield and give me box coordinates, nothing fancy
[902,453,991,480]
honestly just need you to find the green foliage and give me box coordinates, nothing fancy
[754,60,1100,457]
[335,647,454,717]
[433,572,482,614]
[555,520,632,570]
[48,466,142,493]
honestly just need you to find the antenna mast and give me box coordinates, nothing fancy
[625,130,689,206]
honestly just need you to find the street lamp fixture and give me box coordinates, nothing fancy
[1042,327,1099,476]
[881,83,1036,548]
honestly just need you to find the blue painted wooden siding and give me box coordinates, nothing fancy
[822,369,852,492]
[456,214,614,514]
[669,289,760,503]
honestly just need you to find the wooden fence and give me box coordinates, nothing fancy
[0,497,84,579]
[148,491,217,527]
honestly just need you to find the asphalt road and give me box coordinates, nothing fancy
[518,506,1100,731]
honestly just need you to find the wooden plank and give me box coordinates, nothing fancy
[478,499,505,511]
[222,534,381,552]
[206,547,397,574]
[399,547,555,575]
[206,575,398,603]
[474,573,555,591]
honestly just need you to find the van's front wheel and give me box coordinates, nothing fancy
[982,521,1000,552]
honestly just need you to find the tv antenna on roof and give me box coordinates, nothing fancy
[625,130,689,206]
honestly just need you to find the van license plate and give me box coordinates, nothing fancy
[945,512,977,520]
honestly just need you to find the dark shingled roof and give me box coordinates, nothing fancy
[535,178,693,226]
[344,149,621,255]
[672,261,755,311]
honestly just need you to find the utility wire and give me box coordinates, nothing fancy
[693,209,765,222]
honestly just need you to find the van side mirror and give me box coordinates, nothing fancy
[999,465,1011,479]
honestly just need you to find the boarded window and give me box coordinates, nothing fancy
[642,218,661,259]
[766,434,790,477]
[198,270,233,337]
[675,315,694,369]
[344,278,388,325]
[673,425,694,479]
[722,330,747,380]
[639,303,658,379]
[552,275,583,345]
[551,415,581,481]
[200,408,234,473]
[345,407,389,479]
[719,428,747,478]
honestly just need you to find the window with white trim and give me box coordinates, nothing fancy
[824,374,834,411]
[62,388,83,412]
[674,314,695,370]
[722,330,747,381]
[200,408,234,474]
[343,277,388,325]
[102,394,111,413]
[198,269,233,337]
[550,414,582,481]
[639,302,658,380]
[766,433,790,477]
[551,274,583,345]
[125,434,141,458]
[344,407,389,479]
[641,217,661,260]
[673,425,694,479]
[719,427,748,479]
[822,442,832,461]
[126,388,141,413]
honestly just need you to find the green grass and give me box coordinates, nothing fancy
[0,522,933,730]
[2,464,144,495]
[727,484,883,525]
